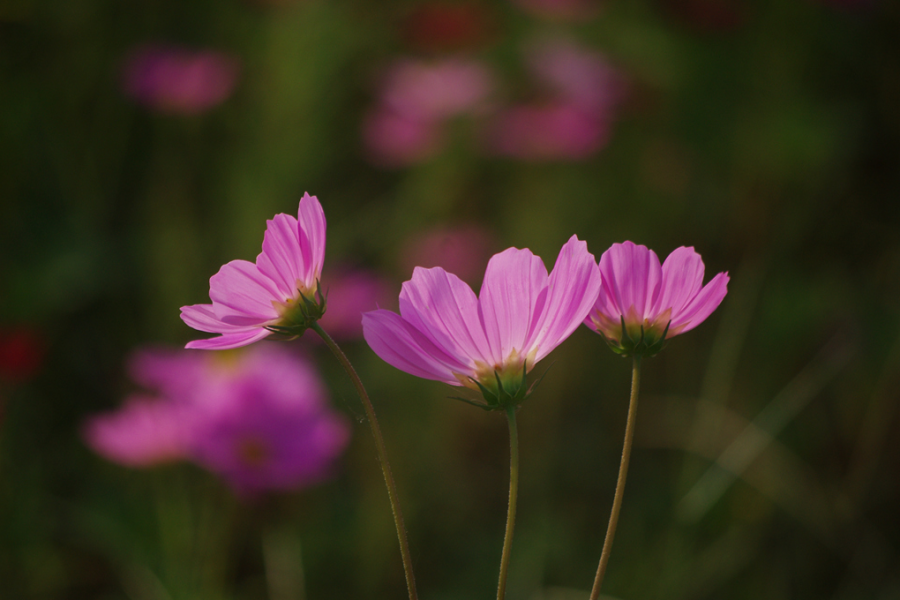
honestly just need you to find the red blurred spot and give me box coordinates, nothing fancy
[0,328,44,383]
[401,3,494,53]
[659,0,749,33]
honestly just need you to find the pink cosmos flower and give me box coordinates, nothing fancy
[122,45,240,114]
[181,192,326,350]
[362,236,601,406]
[83,345,350,495]
[379,59,493,121]
[584,241,729,357]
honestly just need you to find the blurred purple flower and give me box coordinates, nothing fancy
[363,58,493,166]
[83,345,350,495]
[83,396,195,466]
[122,44,240,114]
[584,241,729,357]
[317,269,392,340]
[488,39,621,161]
[380,59,494,121]
[399,224,495,285]
[362,236,600,403]
[488,102,609,161]
[181,193,326,349]
[362,108,442,167]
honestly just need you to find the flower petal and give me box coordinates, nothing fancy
[209,260,281,324]
[362,309,473,385]
[398,267,492,367]
[598,241,661,321]
[671,271,729,334]
[181,304,248,333]
[653,246,706,321]
[185,328,271,350]
[296,193,326,288]
[256,213,304,299]
[527,235,601,362]
[478,247,549,365]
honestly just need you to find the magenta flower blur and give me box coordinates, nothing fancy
[122,45,240,114]
[585,242,729,357]
[363,236,601,408]
[488,39,621,161]
[181,192,326,349]
[315,268,391,340]
[363,58,493,167]
[83,345,350,495]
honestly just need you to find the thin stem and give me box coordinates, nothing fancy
[310,322,418,600]
[590,356,641,600]
[497,406,520,600]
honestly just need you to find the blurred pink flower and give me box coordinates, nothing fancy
[181,192,326,349]
[83,345,350,495]
[83,396,195,467]
[363,58,493,166]
[489,102,609,160]
[399,224,495,285]
[526,39,622,112]
[362,109,442,167]
[584,241,729,357]
[380,59,493,121]
[317,269,392,340]
[488,40,621,161]
[511,0,599,20]
[363,236,600,404]
[122,44,240,114]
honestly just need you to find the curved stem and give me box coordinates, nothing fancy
[590,356,641,600]
[497,406,520,600]
[311,322,418,600]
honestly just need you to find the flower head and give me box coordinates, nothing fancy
[363,236,601,409]
[585,242,729,358]
[181,193,326,349]
[83,345,350,496]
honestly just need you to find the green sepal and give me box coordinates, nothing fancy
[265,280,328,339]
[459,360,537,412]
[602,316,670,359]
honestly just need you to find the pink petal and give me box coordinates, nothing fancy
[653,246,706,321]
[478,247,549,365]
[185,328,271,350]
[180,304,248,333]
[362,309,473,385]
[295,193,326,289]
[82,396,193,466]
[526,235,601,362]
[671,271,729,334]
[598,242,661,320]
[209,260,281,324]
[398,267,493,367]
[256,213,304,299]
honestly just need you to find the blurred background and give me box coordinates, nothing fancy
[1,0,899,598]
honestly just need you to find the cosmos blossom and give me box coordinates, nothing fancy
[83,345,350,495]
[362,236,601,404]
[585,241,729,356]
[181,192,326,350]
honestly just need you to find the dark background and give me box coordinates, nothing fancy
[1,0,899,598]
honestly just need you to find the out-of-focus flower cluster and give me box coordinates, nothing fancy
[363,35,623,166]
[83,345,350,496]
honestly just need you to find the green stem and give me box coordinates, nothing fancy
[497,406,520,600]
[590,356,641,600]
[311,322,418,600]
